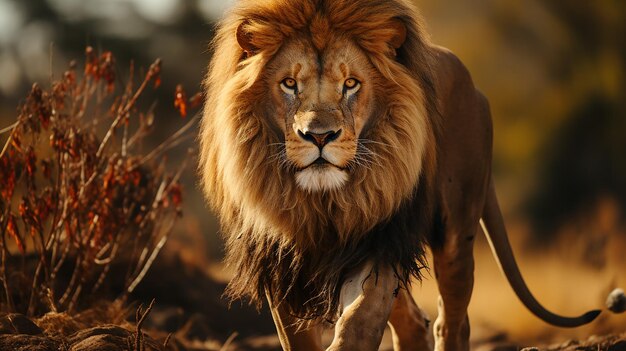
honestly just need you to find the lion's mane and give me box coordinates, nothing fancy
[199,0,440,321]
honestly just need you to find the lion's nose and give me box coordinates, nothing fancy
[297,129,342,149]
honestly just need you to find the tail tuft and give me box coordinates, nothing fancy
[606,288,626,314]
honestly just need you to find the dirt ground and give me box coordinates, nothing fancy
[1,249,624,351]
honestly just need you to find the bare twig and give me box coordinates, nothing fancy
[135,298,156,351]
[0,132,13,159]
[219,332,239,351]
[139,112,199,165]
[126,220,172,294]
[163,333,172,349]
[0,122,18,135]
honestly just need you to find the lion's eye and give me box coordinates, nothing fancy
[344,78,361,92]
[281,78,298,94]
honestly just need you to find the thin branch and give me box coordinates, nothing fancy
[0,122,18,135]
[0,132,13,160]
[219,332,239,351]
[126,220,172,294]
[162,333,172,349]
[139,112,199,165]
[96,59,161,159]
[135,298,156,351]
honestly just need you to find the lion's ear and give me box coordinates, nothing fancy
[388,18,407,50]
[236,20,257,55]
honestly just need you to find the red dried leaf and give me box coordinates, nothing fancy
[169,183,183,207]
[103,161,116,191]
[7,215,25,254]
[19,197,41,234]
[100,51,116,93]
[85,46,98,78]
[30,84,52,130]
[174,84,187,118]
[0,155,18,199]
[52,81,67,110]
[50,128,66,152]
[18,198,29,218]
[36,189,54,223]
[25,147,37,179]
[131,170,142,186]
[65,65,76,85]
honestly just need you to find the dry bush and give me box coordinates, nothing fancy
[0,47,198,318]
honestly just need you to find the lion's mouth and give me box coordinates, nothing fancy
[302,157,345,170]
[312,157,330,166]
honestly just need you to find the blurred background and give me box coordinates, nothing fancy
[0,0,624,348]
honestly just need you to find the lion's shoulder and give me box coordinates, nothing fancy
[429,46,493,207]
[430,46,477,112]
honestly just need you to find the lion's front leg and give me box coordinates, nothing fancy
[432,228,476,351]
[327,261,398,351]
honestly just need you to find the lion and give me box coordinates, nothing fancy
[199,0,606,350]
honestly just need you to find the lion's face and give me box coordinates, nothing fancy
[263,37,379,192]
[202,3,434,243]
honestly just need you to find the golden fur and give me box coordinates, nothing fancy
[199,0,439,321]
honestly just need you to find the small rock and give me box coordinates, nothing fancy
[68,325,131,344]
[70,334,128,351]
[606,288,626,313]
[68,325,163,351]
[0,314,44,335]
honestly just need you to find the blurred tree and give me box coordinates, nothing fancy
[0,0,214,134]
[524,1,626,239]
[418,0,625,241]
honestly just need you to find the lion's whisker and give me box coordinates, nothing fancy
[348,152,376,171]
[355,143,385,169]
[358,139,397,149]
[268,148,297,172]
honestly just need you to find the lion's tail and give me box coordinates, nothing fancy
[480,177,601,328]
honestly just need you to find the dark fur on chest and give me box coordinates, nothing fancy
[223,175,435,324]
